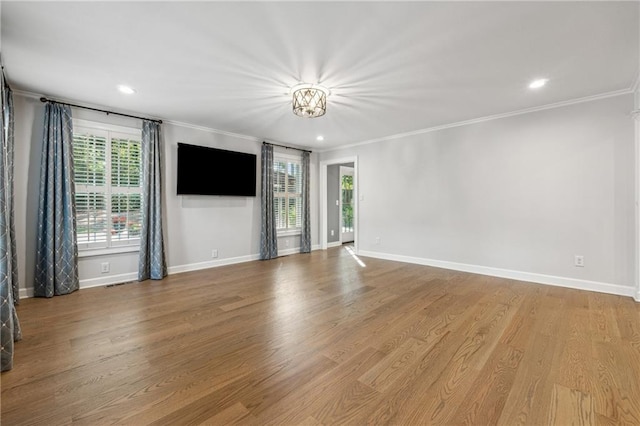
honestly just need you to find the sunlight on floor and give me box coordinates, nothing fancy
[344,245,366,268]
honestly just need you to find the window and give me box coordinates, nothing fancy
[273,157,302,233]
[72,120,142,251]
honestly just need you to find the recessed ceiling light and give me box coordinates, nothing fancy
[117,85,136,94]
[528,78,549,89]
[316,135,324,141]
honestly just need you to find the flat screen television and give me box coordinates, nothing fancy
[177,143,257,196]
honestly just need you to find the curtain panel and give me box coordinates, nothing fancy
[138,120,167,281]
[34,103,79,298]
[300,151,311,253]
[0,73,21,371]
[260,144,278,260]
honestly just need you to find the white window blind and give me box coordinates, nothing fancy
[73,121,142,251]
[273,157,302,232]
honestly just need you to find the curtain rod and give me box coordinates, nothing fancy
[40,97,162,124]
[263,141,312,154]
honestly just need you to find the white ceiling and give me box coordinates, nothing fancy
[2,1,638,150]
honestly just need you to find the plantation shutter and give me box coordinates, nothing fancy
[273,157,302,231]
[73,130,108,248]
[110,135,142,245]
[73,122,142,251]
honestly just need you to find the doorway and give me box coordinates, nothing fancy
[339,166,354,243]
[320,156,358,252]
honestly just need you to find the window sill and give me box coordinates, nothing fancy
[277,229,301,237]
[78,245,140,258]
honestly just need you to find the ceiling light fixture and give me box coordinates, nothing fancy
[291,83,330,118]
[528,78,549,89]
[117,84,136,94]
[316,135,324,141]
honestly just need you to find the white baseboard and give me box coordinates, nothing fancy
[168,254,261,275]
[278,247,301,256]
[18,246,323,300]
[359,250,637,299]
[18,271,138,299]
[327,241,342,248]
[81,272,139,289]
[635,288,640,302]
[19,287,33,299]
[278,244,323,257]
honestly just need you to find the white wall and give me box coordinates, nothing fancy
[13,93,319,297]
[12,91,637,298]
[320,94,637,297]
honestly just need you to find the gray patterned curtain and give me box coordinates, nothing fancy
[138,120,167,281]
[1,72,21,371]
[300,151,311,253]
[260,144,277,260]
[34,103,79,297]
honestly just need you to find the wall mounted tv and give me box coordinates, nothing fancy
[177,143,257,196]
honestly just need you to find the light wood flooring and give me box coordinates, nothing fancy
[2,246,640,425]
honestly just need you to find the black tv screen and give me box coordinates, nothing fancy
[177,143,257,196]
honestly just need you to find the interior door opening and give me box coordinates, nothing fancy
[340,166,354,243]
[321,156,358,252]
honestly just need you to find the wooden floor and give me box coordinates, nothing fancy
[2,247,640,425]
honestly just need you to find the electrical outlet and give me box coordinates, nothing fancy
[101,262,110,273]
[336,199,339,206]
[212,249,218,258]
[574,255,584,267]
[375,237,380,245]
[331,229,334,236]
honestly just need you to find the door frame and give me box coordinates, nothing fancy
[338,166,355,244]
[320,156,358,252]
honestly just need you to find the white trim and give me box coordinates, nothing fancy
[327,241,342,248]
[278,247,301,256]
[19,271,139,299]
[635,79,640,303]
[167,254,261,275]
[80,272,139,289]
[277,229,301,237]
[320,156,359,253]
[78,245,139,258]
[18,246,323,299]
[277,244,323,256]
[165,119,260,142]
[19,287,34,299]
[16,88,633,155]
[318,89,633,153]
[339,165,355,244]
[359,250,637,299]
[14,90,162,123]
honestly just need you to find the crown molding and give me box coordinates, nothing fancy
[13,89,256,142]
[12,89,41,100]
[14,86,635,155]
[12,89,163,123]
[13,88,308,147]
[318,88,634,153]
[162,119,260,142]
